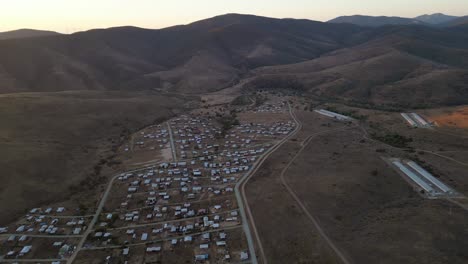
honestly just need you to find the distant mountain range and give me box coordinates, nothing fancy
[328,13,463,27]
[328,15,426,27]
[0,29,60,40]
[1,13,468,107]
[414,13,458,24]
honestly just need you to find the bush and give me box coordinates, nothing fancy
[231,95,252,106]
[217,114,240,138]
[372,133,413,148]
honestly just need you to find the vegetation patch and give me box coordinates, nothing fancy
[371,132,413,148]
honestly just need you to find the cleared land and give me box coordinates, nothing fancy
[427,106,468,129]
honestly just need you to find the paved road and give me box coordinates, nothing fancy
[235,103,302,264]
[167,122,177,162]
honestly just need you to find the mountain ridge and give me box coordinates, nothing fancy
[1,13,468,107]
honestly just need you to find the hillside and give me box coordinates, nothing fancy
[248,25,468,108]
[0,90,193,224]
[0,14,364,95]
[442,16,468,27]
[2,14,468,107]
[0,29,60,40]
[328,15,426,27]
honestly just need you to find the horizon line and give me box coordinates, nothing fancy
[0,12,464,34]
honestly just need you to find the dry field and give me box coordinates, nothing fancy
[247,107,468,264]
[0,90,195,225]
[245,110,347,264]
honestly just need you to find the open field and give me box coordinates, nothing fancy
[426,106,468,129]
[245,110,349,264]
[0,90,195,225]
[246,105,468,264]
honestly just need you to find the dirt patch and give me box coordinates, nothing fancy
[429,106,468,128]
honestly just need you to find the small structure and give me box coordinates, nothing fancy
[314,109,352,121]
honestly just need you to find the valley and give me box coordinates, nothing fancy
[1,12,468,264]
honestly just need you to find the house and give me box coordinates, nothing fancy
[216,241,226,246]
[53,241,63,247]
[202,233,210,241]
[200,243,209,249]
[219,232,227,239]
[195,254,209,261]
[146,246,161,252]
[73,228,82,235]
[240,251,249,261]
[19,245,32,256]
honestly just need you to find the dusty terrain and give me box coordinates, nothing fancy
[0,90,195,225]
[426,106,468,129]
[246,104,468,264]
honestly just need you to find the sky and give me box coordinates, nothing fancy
[1,0,467,33]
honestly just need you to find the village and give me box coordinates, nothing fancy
[0,98,296,263]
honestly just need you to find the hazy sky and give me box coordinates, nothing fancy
[1,0,467,33]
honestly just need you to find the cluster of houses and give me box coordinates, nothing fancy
[6,212,88,236]
[2,102,294,262]
[235,121,295,137]
[94,105,295,262]
[254,103,287,113]
[0,206,83,260]
[123,124,169,152]
[2,238,74,260]
[109,230,246,263]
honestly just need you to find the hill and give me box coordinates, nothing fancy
[328,15,426,27]
[0,14,364,95]
[442,16,468,27]
[0,29,60,40]
[247,25,468,108]
[414,13,459,24]
[1,14,468,106]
